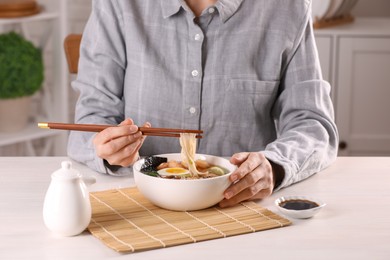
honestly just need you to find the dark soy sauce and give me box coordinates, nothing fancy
[279,199,319,210]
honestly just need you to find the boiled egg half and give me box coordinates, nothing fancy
[157,167,190,177]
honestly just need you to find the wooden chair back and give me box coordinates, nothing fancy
[64,34,82,74]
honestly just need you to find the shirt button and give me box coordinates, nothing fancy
[189,107,196,114]
[208,7,215,14]
[191,70,199,77]
[194,34,201,41]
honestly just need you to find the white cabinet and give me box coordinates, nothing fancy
[315,18,390,156]
[0,0,68,155]
[337,37,390,155]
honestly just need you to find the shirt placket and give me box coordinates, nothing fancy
[183,14,205,129]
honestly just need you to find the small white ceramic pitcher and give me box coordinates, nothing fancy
[43,161,96,236]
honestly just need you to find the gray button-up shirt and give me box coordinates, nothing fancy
[68,0,338,190]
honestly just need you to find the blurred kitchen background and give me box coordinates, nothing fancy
[0,0,389,157]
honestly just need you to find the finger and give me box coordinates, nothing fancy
[229,152,264,183]
[225,157,272,199]
[136,122,151,145]
[94,124,139,145]
[224,166,264,200]
[142,121,151,128]
[118,118,134,126]
[105,123,150,166]
[116,138,144,166]
[105,139,143,166]
[96,131,143,158]
[220,183,267,208]
[220,159,274,208]
[230,152,249,165]
[140,121,151,136]
[219,185,272,208]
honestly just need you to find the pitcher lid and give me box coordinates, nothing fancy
[51,161,81,180]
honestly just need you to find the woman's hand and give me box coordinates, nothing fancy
[93,118,150,167]
[219,152,281,208]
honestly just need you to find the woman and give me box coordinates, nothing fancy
[68,0,338,207]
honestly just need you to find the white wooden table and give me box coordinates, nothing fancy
[0,157,389,259]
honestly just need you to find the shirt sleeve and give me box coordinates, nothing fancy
[67,0,130,175]
[262,10,339,190]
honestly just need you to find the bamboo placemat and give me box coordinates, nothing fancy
[87,187,291,253]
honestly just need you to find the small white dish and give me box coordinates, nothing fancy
[275,195,326,219]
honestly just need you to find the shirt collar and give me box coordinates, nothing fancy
[214,0,244,23]
[161,0,182,19]
[161,0,244,23]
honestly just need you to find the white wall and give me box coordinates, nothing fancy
[68,0,92,33]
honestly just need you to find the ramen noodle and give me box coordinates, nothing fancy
[179,133,203,177]
[139,133,228,179]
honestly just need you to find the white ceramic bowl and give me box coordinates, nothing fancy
[275,195,326,219]
[133,153,236,211]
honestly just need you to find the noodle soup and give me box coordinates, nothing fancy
[133,153,236,211]
[139,155,229,179]
[140,133,228,179]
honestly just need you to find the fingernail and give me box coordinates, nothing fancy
[219,201,227,208]
[231,174,238,182]
[225,191,233,199]
[129,125,138,132]
[234,153,244,160]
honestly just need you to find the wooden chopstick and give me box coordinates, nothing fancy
[37,122,203,138]
[38,122,111,132]
[138,127,202,134]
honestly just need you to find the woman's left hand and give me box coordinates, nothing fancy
[219,152,276,208]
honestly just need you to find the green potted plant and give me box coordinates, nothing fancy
[0,31,44,132]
